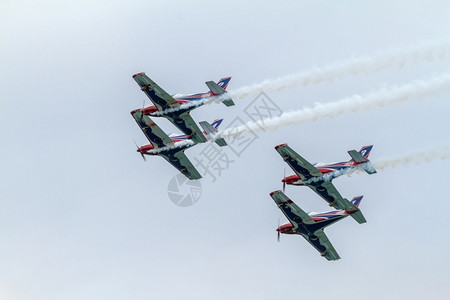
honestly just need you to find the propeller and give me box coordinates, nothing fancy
[277,218,281,242]
[134,140,146,162]
[139,99,146,121]
[282,169,286,192]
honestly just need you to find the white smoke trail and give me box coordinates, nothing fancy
[301,163,365,184]
[229,38,450,99]
[341,144,450,178]
[372,144,450,170]
[299,162,376,184]
[150,94,229,116]
[220,73,450,139]
[145,140,195,154]
[288,144,450,180]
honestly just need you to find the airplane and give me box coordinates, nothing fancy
[271,190,364,261]
[275,144,376,224]
[131,110,226,180]
[132,72,234,144]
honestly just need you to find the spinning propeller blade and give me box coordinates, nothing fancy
[139,99,146,121]
[134,140,146,162]
[277,218,281,242]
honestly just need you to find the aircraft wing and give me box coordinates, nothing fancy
[304,229,340,261]
[275,144,323,181]
[167,112,207,144]
[159,151,202,180]
[309,181,362,216]
[309,181,346,209]
[132,111,174,148]
[133,72,180,111]
[270,190,315,227]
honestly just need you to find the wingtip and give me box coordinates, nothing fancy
[130,108,141,115]
[132,72,145,78]
[270,190,281,197]
[275,143,287,150]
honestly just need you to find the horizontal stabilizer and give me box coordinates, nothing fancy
[199,121,227,147]
[205,81,235,107]
[213,137,227,147]
[221,98,235,107]
[348,150,369,163]
[349,209,367,224]
[343,197,367,224]
[206,81,226,95]
[363,162,377,174]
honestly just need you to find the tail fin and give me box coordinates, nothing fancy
[209,119,223,130]
[199,120,227,147]
[216,77,231,90]
[358,145,373,159]
[350,195,363,208]
[205,77,235,107]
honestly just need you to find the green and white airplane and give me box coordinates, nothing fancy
[131,110,201,180]
[131,110,227,180]
[271,190,364,261]
[132,72,234,144]
[275,144,376,224]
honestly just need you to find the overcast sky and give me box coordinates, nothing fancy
[1,1,450,299]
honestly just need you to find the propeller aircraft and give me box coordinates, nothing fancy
[132,72,234,144]
[275,144,376,224]
[271,190,364,261]
[131,110,225,180]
